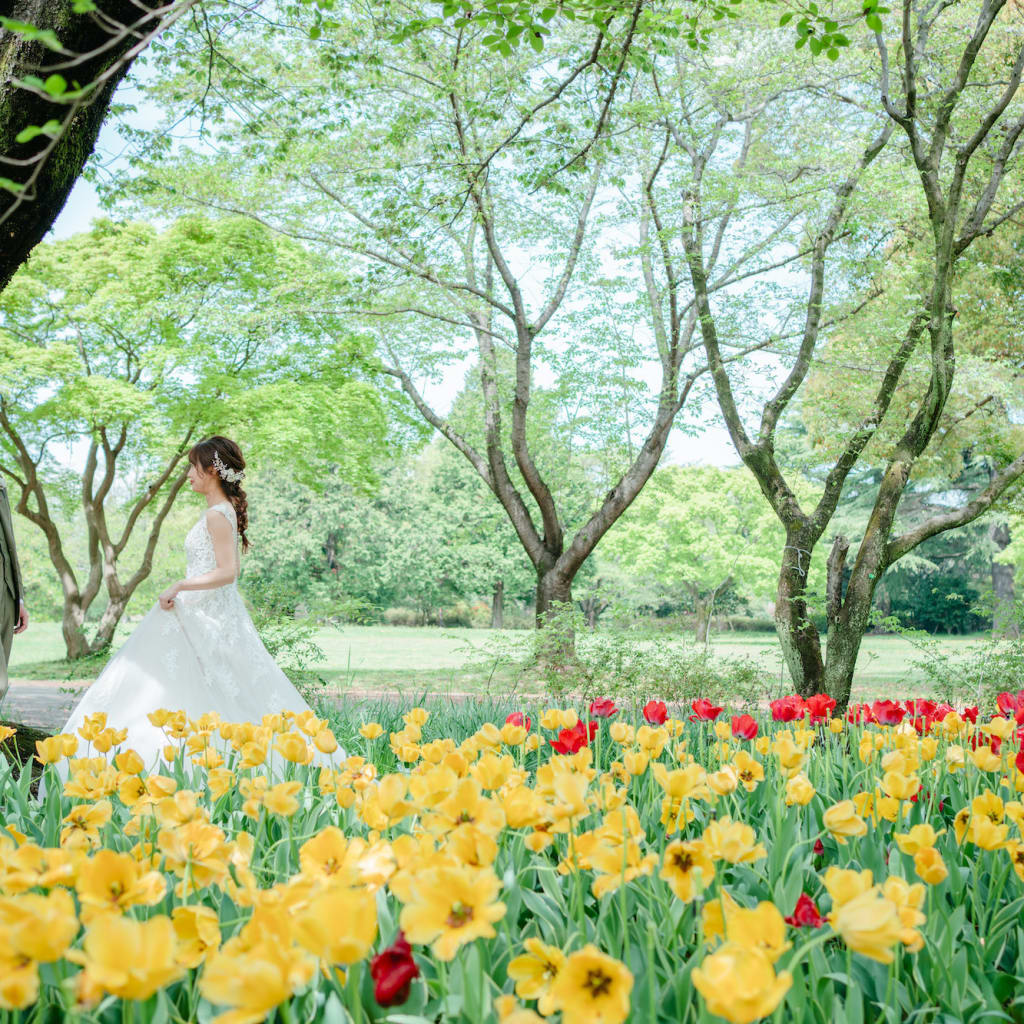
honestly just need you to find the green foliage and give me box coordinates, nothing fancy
[460,602,768,708]
[243,576,330,701]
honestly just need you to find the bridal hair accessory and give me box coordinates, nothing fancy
[212,451,245,483]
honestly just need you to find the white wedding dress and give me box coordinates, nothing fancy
[58,500,336,771]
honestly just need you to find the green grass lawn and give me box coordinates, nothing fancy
[7,620,987,701]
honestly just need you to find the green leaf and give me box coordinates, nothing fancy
[779,12,793,25]
[15,119,62,145]
[71,0,97,11]
[43,74,68,96]
[827,47,840,60]
[0,18,64,51]
[0,178,25,195]
[865,12,883,31]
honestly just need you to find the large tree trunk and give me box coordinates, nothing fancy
[61,599,90,661]
[694,598,712,644]
[823,574,879,712]
[989,520,1019,639]
[773,529,825,697]
[91,595,128,651]
[490,580,504,629]
[535,568,574,664]
[0,0,176,292]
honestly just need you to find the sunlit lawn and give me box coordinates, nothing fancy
[8,620,987,701]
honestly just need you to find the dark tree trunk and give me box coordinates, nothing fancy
[490,580,504,629]
[990,520,1019,639]
[535,568,574,663]
[694,598,711,644]
[61,599,90,661]
[0,0,171,292]
[773,529,825,697]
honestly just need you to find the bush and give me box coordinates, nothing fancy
[382,603,474,627]
[459,605,770,711]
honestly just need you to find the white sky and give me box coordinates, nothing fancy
[47,95,743,471]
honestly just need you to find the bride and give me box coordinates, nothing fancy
[58,436,338,770]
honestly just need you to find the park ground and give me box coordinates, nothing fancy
[5,621,985,702]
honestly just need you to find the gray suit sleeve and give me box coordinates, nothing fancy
[0,485,24,606]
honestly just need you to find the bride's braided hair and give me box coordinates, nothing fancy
[188,436,250,552]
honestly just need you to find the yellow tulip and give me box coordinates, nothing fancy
[829,890,905,964]
[692,942,792,1024]
[702,816,766,864]
[507,937,567,1016]
[0,888,78,962]
[784,773,815,806]
[69,915,184,1001]
[708,765,739,796]
[823,866,875,908]
[548,944,633,1024]
[660,840,714,903]
[913,846,948,885]
[200,936,314,1021]
[75,848,166,920]
[894,823,944,856]
[822,800,867,845]
[398,864,506,960]
[291,886,377,965]
[172,904,221,968]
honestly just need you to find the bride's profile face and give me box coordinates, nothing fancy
[187,460,212,493]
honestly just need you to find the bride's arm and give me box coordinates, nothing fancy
[158,511,237,608]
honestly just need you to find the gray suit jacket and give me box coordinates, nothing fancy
[0,477,24,607]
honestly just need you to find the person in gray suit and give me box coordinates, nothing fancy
[0,476,29,702]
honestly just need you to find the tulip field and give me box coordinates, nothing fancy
[2,691,1024,1024]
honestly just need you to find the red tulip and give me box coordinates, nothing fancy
[961,706,979,724]
[371,933,420,1007]
[505,712,531,731]
[770,695,805,722]
[996,690,1024,716]
[804,693,836,723]
[1016,748,1024,776]
[731,714,758,740]
[846,703,871,724]
[550,721,598,754]
[589,697,618,719]
[690,699,724,722]
[642,700,668,725]
[784,893,825,928]
[813,838,825,856]
[905,698,937,718]
[871,700,906,726]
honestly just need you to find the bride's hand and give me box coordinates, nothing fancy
[158,584,181,610]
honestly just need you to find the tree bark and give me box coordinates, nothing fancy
[694,598,711,644]
[0,0,184,292]
[490,580,504,629]
[989,519,1019,639]
[535,568,574,663]
[773,529,825,697]
[61,599,89,661]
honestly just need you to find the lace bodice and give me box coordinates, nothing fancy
[184,501,239,580]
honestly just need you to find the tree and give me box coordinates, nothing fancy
[0,0,201,291]
[602,465,800,641]
[0,0,884,295]
[114,2,727,661]
[0,215,385,658]
[631,0,1024,706]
